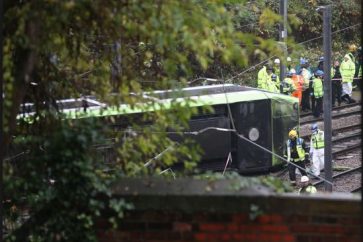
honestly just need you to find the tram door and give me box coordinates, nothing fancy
[234,100,272,173]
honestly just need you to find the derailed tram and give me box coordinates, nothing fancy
[151,84,299,173]
[18,84,299,174]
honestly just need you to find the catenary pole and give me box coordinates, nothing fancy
[279,0,287,93]
[321,5,333,192]
[0,0,3,238]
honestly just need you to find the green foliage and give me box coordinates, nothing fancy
[4,119,133,241]
[5,0,357,240]
[196,171,293,193]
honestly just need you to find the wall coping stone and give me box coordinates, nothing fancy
[111,178,361,214]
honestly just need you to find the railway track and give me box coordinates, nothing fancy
[300,108,361,126]
[299,102,361,118]
[273,119,361,191]
[313,166,361,193]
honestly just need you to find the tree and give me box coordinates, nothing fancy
[3,1,285,240]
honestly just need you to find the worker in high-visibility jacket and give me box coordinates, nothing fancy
[273,58,280,77]
[257,65,272,91]
[286,129,308,186]
[269,73,280,93]
[299,176,317,194]
[340,54,356,103]
[312,70,324,118]
[281,72,295,95]
[309,123,324,177]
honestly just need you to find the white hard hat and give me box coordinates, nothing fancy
[287,57,292,62]
[274,58,280,64]
[301,176,309,183]
[290,68,296,74]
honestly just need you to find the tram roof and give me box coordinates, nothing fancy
[18,84,298,121]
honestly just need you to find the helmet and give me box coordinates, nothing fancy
[319,56,324,62]
[290,68,296,74]
[286,72,293,77]
[311,123,318,132]
[287,57,292,62]
[274,58,280,64]
[315,70,324,77]
[349,44,357,52]
[300,58,307,65]
[288,129,298,139]
[301,176,309,183]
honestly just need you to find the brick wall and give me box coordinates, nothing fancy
[97,178,361,242]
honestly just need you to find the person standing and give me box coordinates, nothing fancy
[286,129,308,186]
[309,123,324,177]
[340,54,356,103]
[269,73,280,93]
[300,58,312,111]
[316,56,324,72]
[299,176,317,194]
[273,58,280,78]
[257,65,273,91]
[281,72,295,95]
[312,71,324,118]
[331,60,342,107]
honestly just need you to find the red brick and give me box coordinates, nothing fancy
[283,234,296,242]
[232,213,249,223]
[220,233,231,241]
[318,225,344,234]
[195,233,207,241]
[258,214,284,224]
[260,225,289,233]
[232,233,244,240]
[239,225,261,232]
[244,233,258,240]
[173,222,192,232]
[199,223,225,231]
[226,223,239,231]
[290,224,317,233]
[144,232,165,240]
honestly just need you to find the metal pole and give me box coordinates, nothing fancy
[322,5,333,192]
[0,0,3,238]
[279,0,287,93]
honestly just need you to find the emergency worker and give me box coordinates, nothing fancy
[273,58,280,77]
[316,56,324,72]
[300,58,312,111]
[312,70,324,118]
[291,69,303,105]
[309,123,324,177]
[348,44,357,63]
[299,176,317,194]
[257,65,273,91]
[281,72,295,95]
[340,54,356,103]
[269,74,280,93]
[331,60,342,107]
[286,129,308,186]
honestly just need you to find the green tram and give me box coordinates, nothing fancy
[19,84,299,173]
[150,84,299,173]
